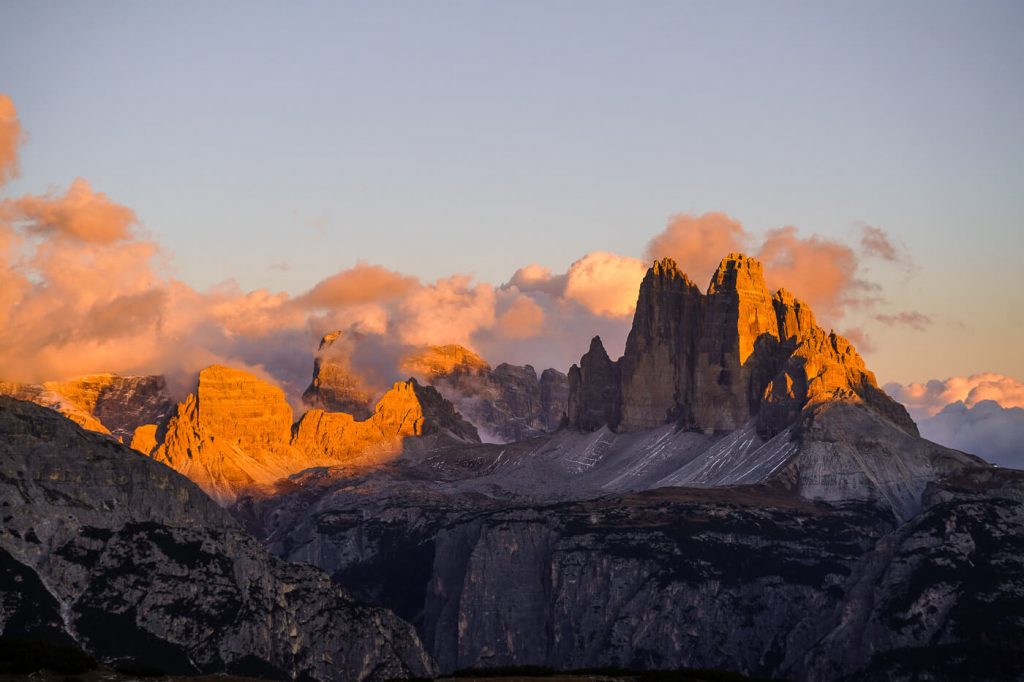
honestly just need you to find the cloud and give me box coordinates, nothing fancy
[11,178,139,243]
[0,95,24,186]
[917,401,1024,469]
[495,293,545,339]
[563,252,647,318]
[294,262,418,308]
[860,224,909,266]
[884,373,1024,420]
[0,91,945,413]
[644,212,747,287]
[645,213,891,323]
[874,311,933,331]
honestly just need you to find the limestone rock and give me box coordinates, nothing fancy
[292,379,480,466]
[567,254,917,438]
[693,253,780,432]
[619,258,703,431]
[149,366,478,503]
[302,331,375,418]
[405,345,568,443]
[0,397,433,681]
[401,344,490,378]
[567,336,621,431]
[150,366,309,504]
[539,368,569,430]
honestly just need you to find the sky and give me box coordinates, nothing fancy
[0,0,1022,392]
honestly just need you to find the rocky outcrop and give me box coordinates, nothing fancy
[567,337,621,431]
[404,344,569,443]
[619,258,703,431]
[401,344,490,379]
[149,366,307,504]
[568,255,915,437]
[302,331,375,418]
[293,379,479,465]
[0,374,173,442]
[0,397,433,681]
[693,254,780,431]
[539,368,570,430]
[147,366,478,504]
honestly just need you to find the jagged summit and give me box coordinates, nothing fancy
[569,254,916,437]
[302,330,375,418]
[401,343,491,378]
[140,365,479,504]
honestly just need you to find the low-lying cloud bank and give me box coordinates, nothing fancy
[885,374,1024,469]
[0,93,935,406]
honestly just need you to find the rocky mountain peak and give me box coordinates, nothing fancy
[707,252,769,294]
[401,344,491,378]
[569,255,916,438]
[302,330,374,418]
[567,336,622,431]
[773,288,817,343]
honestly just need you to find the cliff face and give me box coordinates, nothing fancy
[568,255,916,437]
[293,379,479,465]
[145,366,478,504]
[302,331,375,419]
[242,451,1022,681]
[619,258,703,431]
[566,337,621,431]
[147,366,307,504]
[0,397,433,681]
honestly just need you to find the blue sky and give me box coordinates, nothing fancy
[1,1,1022,383]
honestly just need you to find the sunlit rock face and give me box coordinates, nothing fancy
[569,254,915,437]
[401,344,491,378]
[293,379,479,465]
[0,397,433,681]
[149,366,306,504]
[0,373,174,442]
[302,331,375,419]
[145,365,478,504]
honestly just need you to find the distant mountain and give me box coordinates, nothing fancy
[0,396,432,681]
[402,343,569,442]
[140,365,479,504]
[235,254,1022,680]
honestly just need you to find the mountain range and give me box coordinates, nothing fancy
[1,253,1021,681]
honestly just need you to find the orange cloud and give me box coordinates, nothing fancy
[12,178,138,243]
[295,262,418,308]
[757,226,877,320]
[644,212,747,287]
[496,293,545,339]
[0,95,24,186]
[563,252,647,318]
[397,275,497,348]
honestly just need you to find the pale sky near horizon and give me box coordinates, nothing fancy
[1,1,1022,385]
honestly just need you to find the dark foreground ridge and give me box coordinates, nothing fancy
[0,397,433,682]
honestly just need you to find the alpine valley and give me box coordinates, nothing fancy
[2,255,1022,681]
